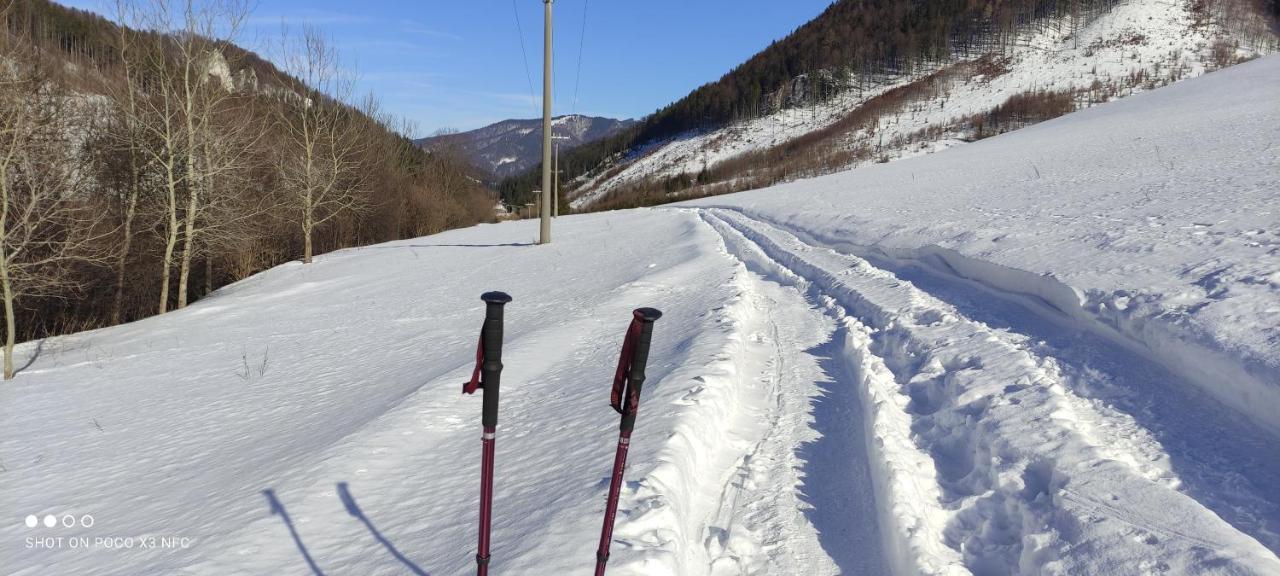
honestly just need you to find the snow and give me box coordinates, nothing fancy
[3,53,1280,576]
[688,55,1280,439]
[572,0,1272,210]
[553,114,581,127]
[687,55,1280,571]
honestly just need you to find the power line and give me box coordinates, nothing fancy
[572,0,589,115]
[511,0,539,116]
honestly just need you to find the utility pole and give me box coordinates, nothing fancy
[552,134,569,217]
[539,0,553,244]
[554,145,559,218]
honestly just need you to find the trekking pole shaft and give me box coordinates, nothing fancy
[475,291,510,575]
[477,426,496,576]
[594,432,631,576]
[595,308,660,575]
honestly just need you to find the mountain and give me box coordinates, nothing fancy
[416,115,635,182]
[498,0,1277,211]
[7,53,1280,574]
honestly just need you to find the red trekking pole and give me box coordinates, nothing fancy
[463,291,512,576]
[595,307,663,576]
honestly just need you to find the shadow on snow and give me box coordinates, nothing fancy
[261,485,434,575]
[795,332,889,574]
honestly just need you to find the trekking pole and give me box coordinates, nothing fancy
[463,291,512,576]
[594,307,663,576]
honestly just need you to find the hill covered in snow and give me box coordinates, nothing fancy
[547,0,1277,211]
[2,51,1279,576]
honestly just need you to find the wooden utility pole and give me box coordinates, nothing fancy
[539,0,553,244]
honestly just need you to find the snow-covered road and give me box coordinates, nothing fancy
[4,56,1279,576]
[698,207,1279,574]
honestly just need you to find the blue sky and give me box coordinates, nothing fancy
[59,1,833,137]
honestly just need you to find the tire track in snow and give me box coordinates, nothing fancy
[702,210,961,576]
[697,233,887,574]
[697,211,890,576]
[604,264,854,575]
[867,247,1280,553]
[699,207,1280,576]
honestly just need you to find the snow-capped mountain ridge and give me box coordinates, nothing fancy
[417,115,635,182]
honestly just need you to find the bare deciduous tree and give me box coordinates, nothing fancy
[105,0,148,323]
[130,0,254,310]
[0,0,495,342]
[0,56,111,379]
[274,26,369,264]
[126,5,188,315]
[171,0,251,308]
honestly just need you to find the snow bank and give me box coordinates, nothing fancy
[689,54,1280,436]
[702,208,1280,574]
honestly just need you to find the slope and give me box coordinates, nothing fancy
[2,47,1278,576]
[566,0,1275,210]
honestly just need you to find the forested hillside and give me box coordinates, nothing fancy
[0,0,496,378]
[500,0,1277,209]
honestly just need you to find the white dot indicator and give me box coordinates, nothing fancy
[25,515,37,528]
[61,515,75,528]
[43,515,56,528]
[80,515,94,528]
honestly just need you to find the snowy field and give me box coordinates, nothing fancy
[3,56,1279,575]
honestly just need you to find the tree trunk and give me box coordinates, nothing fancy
[303,205,313,264]
[0,170,12,380]
[158,161,179,315]
[2,273,14,380]
[178,60,198,310]
[176,184,197,309]
[112,158,139,324]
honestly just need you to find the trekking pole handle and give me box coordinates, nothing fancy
[480,291,512,428]
[620,307,662,433]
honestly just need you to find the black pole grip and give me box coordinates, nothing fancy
[480,291,512,428]
[620,307,662,433]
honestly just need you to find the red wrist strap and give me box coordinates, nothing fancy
[463,335,483,394]
[610,315,643,414]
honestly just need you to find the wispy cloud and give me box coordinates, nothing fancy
[398,19,463,41]
[343,38,423,53]
[246,9,371,27]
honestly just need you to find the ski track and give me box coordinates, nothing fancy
[695,207,1280,576]
[6,202,1278,576]
[866,240,1280,555]
[598,217,887,575]
[691,227,886,576]
[3,210,890,576]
